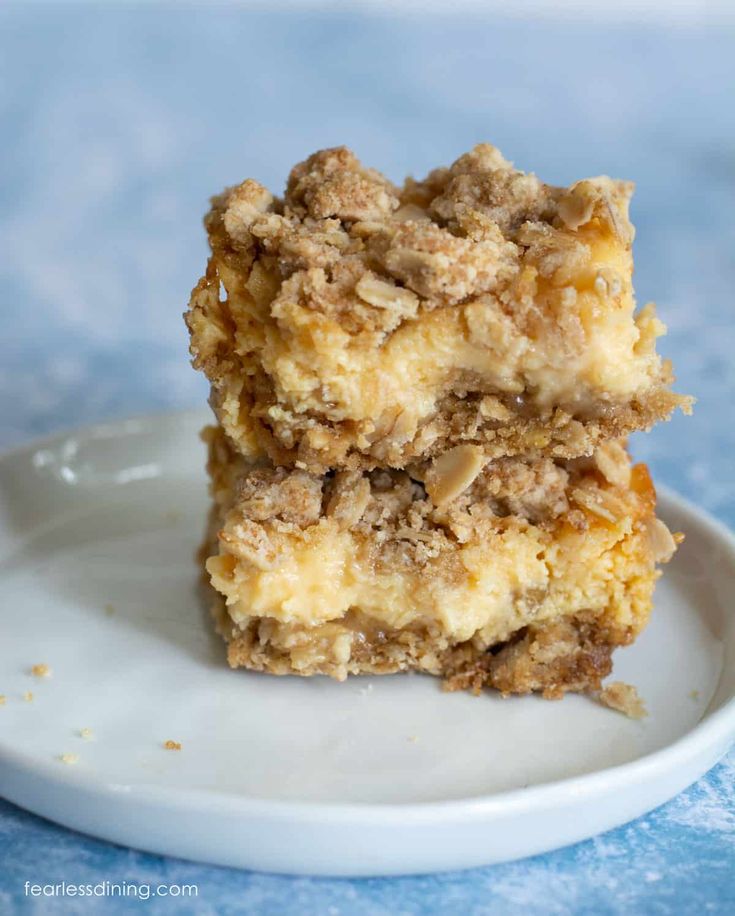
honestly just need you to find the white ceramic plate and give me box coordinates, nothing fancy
[0,412,734,876]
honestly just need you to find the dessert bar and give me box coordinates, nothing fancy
[201,426,675,698]
[187,145,691,473]
[186,144,689,702]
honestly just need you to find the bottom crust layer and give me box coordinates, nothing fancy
[209,588,618,699]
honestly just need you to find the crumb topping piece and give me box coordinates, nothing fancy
[163,740,182,751]
[31,663,51,678]
[286,146,399,222]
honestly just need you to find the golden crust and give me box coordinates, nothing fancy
[186,144,691,472]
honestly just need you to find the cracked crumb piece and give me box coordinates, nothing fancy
[186,143,691,473]
[79,728,94,740]
[163,740,182,751]
[58,753,79,765]
[23,691,34,702]
[31,664,51,678]
[599,681,647,718]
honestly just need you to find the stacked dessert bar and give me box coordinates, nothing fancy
[186,145,691,699]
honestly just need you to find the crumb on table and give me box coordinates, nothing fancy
[79,727,94,740]
[163,740,182,751]
[23,691,34,702]
[58,753,79,765]
[30,664,51,678]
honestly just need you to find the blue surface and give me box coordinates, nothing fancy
[1,3,734,912]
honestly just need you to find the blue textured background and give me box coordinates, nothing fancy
[1,3,734,912]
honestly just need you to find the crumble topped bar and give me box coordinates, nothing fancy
[187,145,691,472]
[201,426,674,697]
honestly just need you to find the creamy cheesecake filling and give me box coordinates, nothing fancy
[207,511,650,647]
[249,240,661,427]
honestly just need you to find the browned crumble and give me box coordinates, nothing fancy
[164,740,182,751]
[31,664,51,678]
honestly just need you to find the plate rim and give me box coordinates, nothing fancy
[1,411,734,825]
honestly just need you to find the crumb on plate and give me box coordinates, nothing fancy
[58,753,79,765]
[599,681,647,719]
[23,691,34,702]
[163,740,182,751]
[79,727,94,740]
[31,663,51,678]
